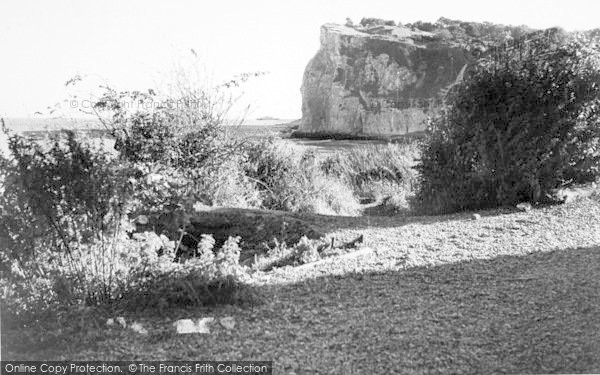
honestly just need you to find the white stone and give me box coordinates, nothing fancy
[196,317,215,333]
[106,318,115,327]
[130,322,148,335]
[116,316,127,328]
[173,318,214,334]
[173,319,197,334]
[219,317,235,330]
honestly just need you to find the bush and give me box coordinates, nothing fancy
[243,139,360,215]
[126,156,260,223]
[0,129,252,323]
[91,79,263,213]
[416,31,600,213]
[93,86,241,170]
[0,130,134,310]
[1,69,268,322]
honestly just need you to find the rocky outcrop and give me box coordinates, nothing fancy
[300,23,476,137]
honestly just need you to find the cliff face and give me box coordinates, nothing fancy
[300,23,474,137]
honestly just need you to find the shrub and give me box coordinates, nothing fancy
[126,156,260,224]
[90,76,264,213]
[0,129,134,311]
[0,129,252,323]
[416,31,600,213]
[1,68,268,321]
[93,87,240,170]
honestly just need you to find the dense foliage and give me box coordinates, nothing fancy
[94,87,238,170]
[0,130,132,306]
[416,30,600,213]
[0,83,256,322]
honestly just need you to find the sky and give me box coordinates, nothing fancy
[0,0,599,120]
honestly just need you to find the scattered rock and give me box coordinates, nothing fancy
[472,214,481,220]
[130,322,148,335]
[116,317,127,328]
[516,203,532,212]
[173,319,196,334]
[219,317,236,330]
[196,317,215,333]
[106,318,115,327]
[173,318,215,334]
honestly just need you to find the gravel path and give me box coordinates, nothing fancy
[4,197,600,374]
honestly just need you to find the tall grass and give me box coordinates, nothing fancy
[243,138,361,216]
[320,142,421,214]
[322,143,419,187]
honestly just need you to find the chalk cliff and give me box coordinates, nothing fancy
[299,18,591,137]
[299,21,491,137]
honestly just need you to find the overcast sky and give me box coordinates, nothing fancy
[1,0,599,120]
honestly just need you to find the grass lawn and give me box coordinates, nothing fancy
[3,197,600,374]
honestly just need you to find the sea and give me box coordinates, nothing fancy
[0,117,391,157]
